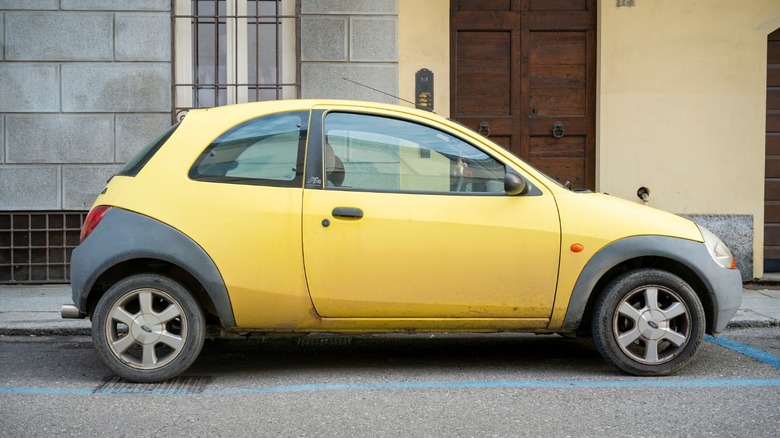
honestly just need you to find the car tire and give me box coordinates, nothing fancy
[92,273,205,382]
[591,268,705,376]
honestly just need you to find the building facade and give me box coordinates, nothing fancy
[1,0,780,283]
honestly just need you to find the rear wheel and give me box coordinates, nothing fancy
[592,269,705,376]
[92,274,205,382]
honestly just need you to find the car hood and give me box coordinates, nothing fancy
[554,190,703,247]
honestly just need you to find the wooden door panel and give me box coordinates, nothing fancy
[768,28,780,271]
[765,246,780,260]
[529,32,586,65]
[528,32,587,116]
[527,117,587,135]
[764,202,780,222]
[451,11,519,29]
[764,224,780,246]
[769,36,780,63]
[451,0,595,190]
[766,156,780,178]
[767,135,780,155]
[768,66,780,87]
[766,180,780,201]
[529,0,589,11]
[531,64,586,89]
[767,89,780,109]
[455,31,512,116]
[767,113,780,132]
[455,0,511,12]
[529,136,586,188]
[530,88,587,116]
[524,11,595,30]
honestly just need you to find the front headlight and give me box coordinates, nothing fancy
[698,225,737,269]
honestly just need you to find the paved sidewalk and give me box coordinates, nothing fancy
[0,285,90,336]
[0,284,778,336]
[732,285,780,327]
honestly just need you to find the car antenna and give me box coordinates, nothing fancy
[342,77,433,112]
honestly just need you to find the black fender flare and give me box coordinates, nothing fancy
[70,207,236,327]
[562,235,741,334]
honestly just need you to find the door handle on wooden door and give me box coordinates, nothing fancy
[552,121,565,139]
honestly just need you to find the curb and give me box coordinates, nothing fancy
[727,320,780,329]
[0,327,92,337]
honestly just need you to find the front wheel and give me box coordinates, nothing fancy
[92,274,206,382]
[592,269,705,376]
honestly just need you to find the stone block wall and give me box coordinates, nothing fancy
[0,0,172,211]
[300,0,398,103]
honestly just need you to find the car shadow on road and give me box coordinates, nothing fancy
[186,333,613,379]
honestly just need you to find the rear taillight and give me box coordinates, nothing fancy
[80,205,112,242]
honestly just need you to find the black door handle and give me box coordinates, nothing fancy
[332,207,363,219]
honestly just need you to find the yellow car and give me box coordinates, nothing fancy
[61,100,742,382]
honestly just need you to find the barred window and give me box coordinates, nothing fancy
[173,0,299,121]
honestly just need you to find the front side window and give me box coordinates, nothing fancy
[323,113,506,194]
[189,111,307,187]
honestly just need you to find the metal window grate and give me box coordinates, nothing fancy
[172,0,300,122]
[0,212,87,284]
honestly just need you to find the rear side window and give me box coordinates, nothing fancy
[117,123,180,177]
[189,111,308,187]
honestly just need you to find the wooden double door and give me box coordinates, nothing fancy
[764,28,780,271]
[451,0,596,189]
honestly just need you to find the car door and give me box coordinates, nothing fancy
[301,108,561,319]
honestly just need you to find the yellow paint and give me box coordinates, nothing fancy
[91,99,711,333]
[550,190,702,328]
[92,101,317,329]
[398,0,450,116]
[302,189,561,318]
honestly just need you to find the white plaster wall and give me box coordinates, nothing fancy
[597,0,780,278]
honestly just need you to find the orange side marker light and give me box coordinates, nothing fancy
[570,243,584,253]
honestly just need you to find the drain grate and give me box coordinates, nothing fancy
[95,376,211,395]
[297,336,353,347]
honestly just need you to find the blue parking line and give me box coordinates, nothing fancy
[705,335,780,370]
[1,336,777,396]
[2,378,780,396]
[199,378,780,395]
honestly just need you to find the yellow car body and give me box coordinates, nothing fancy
[65,99,742,381]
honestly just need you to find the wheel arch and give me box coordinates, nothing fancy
[563,236,722,336]
[84,258,222,327]
[71,207,236,328]
[574,256,714,336]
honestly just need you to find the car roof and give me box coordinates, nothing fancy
[185,99,447,123]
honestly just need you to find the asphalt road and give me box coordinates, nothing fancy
[1,327,778,437]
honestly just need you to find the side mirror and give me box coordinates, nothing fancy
[504,170,529,196]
